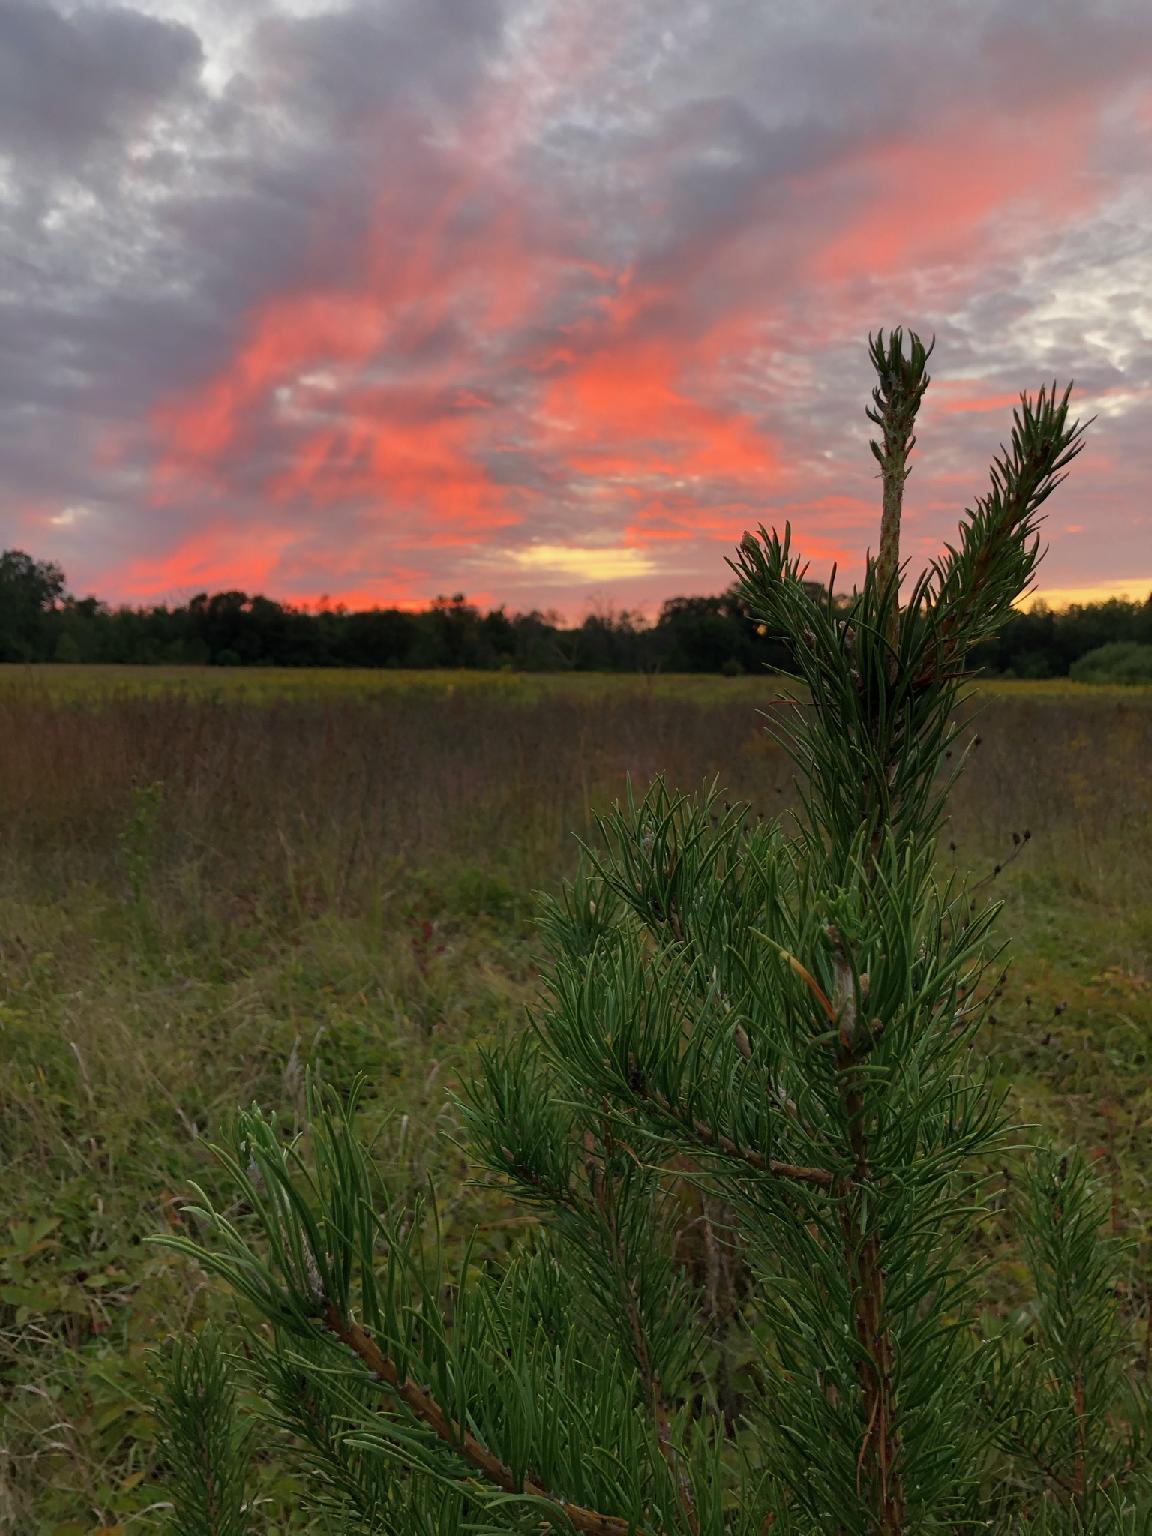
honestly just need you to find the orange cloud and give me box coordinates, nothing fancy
[284,581,443,613]
[813,97,1102,286]
[147,192,545,549]
[147,4,628,506]
[933,386,1026,417]
[785,494,879,529]
[622,499,759,545]
[536,275,781,489]
[123,18,1145,615]
[153,290,388,466]
[266,385,523,542]
[113,521,443,610]
[116,523,301,599]
[622,495,855,572]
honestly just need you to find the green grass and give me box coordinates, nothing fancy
[0,678,1148,1533]
[2,661,1148,704]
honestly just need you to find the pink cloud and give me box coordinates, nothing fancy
[41,3,1148,614]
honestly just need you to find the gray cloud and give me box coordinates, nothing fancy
[253,0,509,131]
[0,0,203,167]
[0,0,1149,614]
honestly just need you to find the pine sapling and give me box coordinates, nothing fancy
[152,331,1149,1533]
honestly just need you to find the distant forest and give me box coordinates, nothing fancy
[2,549,1151,679]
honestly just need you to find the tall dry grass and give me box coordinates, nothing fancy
[2,683,1147,913]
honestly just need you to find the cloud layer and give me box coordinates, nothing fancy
[2,0,1150,616]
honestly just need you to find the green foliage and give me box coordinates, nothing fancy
[151,1325,252,1536]
[970,597,1152,679]
[988,1149,1150,1528]
[129,335,1152,1530]
[0,548,66,662]
[6,538,1150,676]
[1070,642,1152,685]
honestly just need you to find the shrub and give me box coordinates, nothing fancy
[1070,641,1152,685]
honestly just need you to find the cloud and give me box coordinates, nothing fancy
[0,0,203,167]
[253,0,510,132]
[0,0,1149,619]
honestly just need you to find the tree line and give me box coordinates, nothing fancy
[2,548,1150,677]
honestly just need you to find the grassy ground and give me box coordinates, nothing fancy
[0,672,1148,1533]
[3,661,1150,703]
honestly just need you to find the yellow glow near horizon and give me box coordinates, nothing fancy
[1020,577,1152,610]
[510,545,658,581]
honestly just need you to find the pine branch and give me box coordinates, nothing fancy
[865,328,934,649]
[992,1147,1144,1518]
[151,1326,252,1536]
[640,1086,834,1189]
[586,1127,700,1535]
[817,930,905,1530]
[321,1303,645,1536]
[909,380,1091,680]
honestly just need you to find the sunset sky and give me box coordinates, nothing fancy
[2,0,1150,620]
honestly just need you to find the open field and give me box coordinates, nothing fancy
[1,673,1149,1533]
[2,661,1150,704]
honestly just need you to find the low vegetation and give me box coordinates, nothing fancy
[1,649,1148,1532]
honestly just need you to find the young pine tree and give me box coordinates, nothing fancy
[153,332,1149,1533]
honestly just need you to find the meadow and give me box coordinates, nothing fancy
[0,667,1149,1533]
